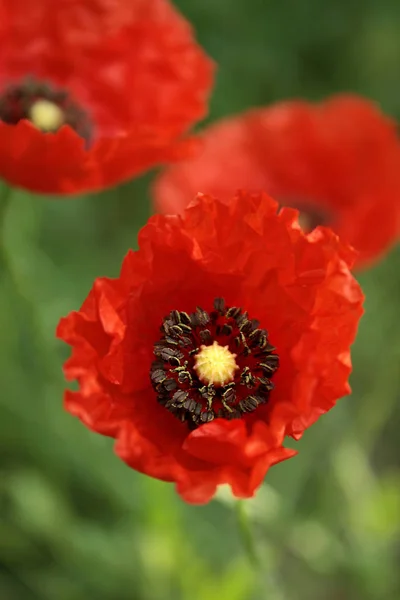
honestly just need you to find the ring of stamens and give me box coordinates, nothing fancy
[150,297,279,429]
[0,77,92,143]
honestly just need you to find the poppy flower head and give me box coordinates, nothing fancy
[154,95,400,268]
[57,191,364,504]
[0,0,214,193]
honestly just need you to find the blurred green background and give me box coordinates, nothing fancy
[1,0,400,598]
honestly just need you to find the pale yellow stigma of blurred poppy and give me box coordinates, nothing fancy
[29,99,65,132]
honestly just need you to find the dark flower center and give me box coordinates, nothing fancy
[281,198,332,232]
[150,297,279,429]
[0,78,92,142]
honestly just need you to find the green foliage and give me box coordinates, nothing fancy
[1,1,400,598]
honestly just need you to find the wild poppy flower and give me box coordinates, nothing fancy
[154,95,400,268]
[57,191,364,504]
[0,0,213,194]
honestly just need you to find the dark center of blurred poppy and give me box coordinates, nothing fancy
[0,78,92,141]
[150,297,279,429]
[281,198,332,232]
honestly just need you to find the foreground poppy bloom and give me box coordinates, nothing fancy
[0,0,213,194]
[57,192,363,503]
[154,95,400,268]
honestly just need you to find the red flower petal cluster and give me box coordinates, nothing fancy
[57,192,364,504]
[154,95,400,268]
[0,0,214,194]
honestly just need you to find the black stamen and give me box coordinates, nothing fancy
[214,297,226,313]
[199,329,212,343]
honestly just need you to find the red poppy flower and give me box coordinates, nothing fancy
[0,0,213,194]
[154,95,400,268]
[57,192,364,504]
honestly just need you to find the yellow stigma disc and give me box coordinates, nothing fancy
[29,99,65,132]
[194,341,239,386]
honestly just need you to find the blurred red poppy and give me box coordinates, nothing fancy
[57,192,364,503]
[154,95,400,268]
[0,0,214,194]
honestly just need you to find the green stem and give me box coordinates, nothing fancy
[235,500,260,569]
[0,182,12,217]
[0,185,48,362]
[0,183,13,270]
